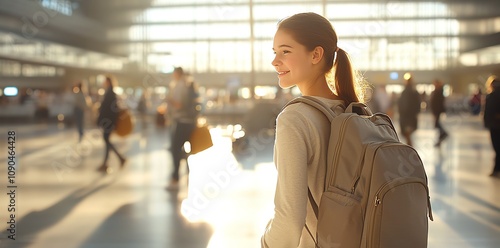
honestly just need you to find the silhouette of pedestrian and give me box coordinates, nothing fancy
[430,79,449,146]
[397,77,421,146]
[484,76,500,177]
[73,81,90,142]
[96,75,126,173]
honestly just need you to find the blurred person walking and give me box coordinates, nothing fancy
[166,67,199,190]
[368,84,391,115]
[96,75,126,173]
[137,91,149,129]
[430,79,449,147]
[73,81,91,142]
[484,76,500,177]
[262,12,364,247]
[469,88,482,115]
[34,90,50,122]
[397,77,421,147]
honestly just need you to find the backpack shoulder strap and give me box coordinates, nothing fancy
[284,96,345,245]
[345,102,372,116]
[283,96,344,121]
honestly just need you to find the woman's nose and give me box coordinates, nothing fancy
[271,56,280,67]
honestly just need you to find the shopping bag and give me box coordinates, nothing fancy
[189,125,213,154]
[114,109,134,137]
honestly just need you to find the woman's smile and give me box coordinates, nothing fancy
[277,70,290,77]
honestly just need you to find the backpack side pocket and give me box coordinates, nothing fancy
[317,187,363,248]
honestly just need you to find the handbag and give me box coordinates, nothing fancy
[189,124,213,154]
[114,109,134,137]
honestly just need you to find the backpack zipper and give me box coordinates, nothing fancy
[373,178,427,206]
[350,144,368,193]
[349,141,403,194]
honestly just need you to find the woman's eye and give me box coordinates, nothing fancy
[273,50,290,55]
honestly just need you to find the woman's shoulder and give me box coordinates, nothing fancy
[278,97,343,124]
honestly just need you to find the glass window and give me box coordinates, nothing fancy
[40,0,74,16]
[142,6,249,22]
[3,1,492,74]
[252,4,323,20]
[0,60,21,76]
[22,65,57,77]
[254,22,279,39]
[127,23,250,41]
[152,0,249,5]
[146,41,252,73]
[254,40,274,72]
[253,0,320,2]
[208,41,251,72]
[108,1,482,72]
[327,4,382,19]
[387,2,448,18]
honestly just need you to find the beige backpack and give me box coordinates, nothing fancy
[285,96,433,248]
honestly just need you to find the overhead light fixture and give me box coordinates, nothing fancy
[4,87,18,96]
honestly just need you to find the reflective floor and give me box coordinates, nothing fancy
[0,112,499,248]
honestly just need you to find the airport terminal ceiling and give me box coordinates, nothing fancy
[0,0,499,87]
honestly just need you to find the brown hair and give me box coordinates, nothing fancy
[277,12,360,105]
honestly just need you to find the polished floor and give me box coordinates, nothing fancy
[0,112,499,248]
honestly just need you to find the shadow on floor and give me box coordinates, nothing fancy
[432,198,500,247]
[0,176,115,247]
[79,190,213,248]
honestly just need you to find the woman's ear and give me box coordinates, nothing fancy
[311,46,324,65]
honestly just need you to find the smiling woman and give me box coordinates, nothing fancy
[271,12,361,104]
[262,12,364,248]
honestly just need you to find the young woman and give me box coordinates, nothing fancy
[262,12,362,247]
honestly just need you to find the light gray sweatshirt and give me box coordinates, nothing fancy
[262,97,344,248]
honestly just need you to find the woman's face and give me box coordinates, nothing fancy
[272,29,315,89]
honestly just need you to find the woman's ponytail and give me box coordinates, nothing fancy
[333,48,360,106]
